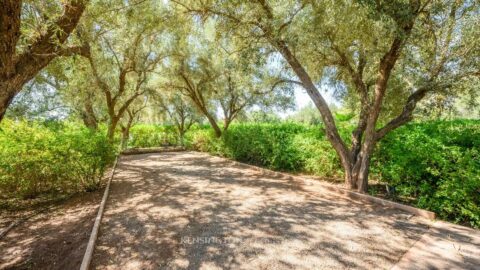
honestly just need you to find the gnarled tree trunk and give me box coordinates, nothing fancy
[0,0,88,122]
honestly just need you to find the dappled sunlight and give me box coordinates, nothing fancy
[0,191,102,269]
[91,152,430,270]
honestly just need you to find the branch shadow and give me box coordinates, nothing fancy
[91,152,438,270]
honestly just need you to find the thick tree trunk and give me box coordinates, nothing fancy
[343,164,356,190]
[0,83,17,121]
[179,131,185,146]
[107,118,119,142]
[355,154,371,193]
[0,1,88,123]
[342,152,372,193]
[81,113,98,130]
[203,111,222,138]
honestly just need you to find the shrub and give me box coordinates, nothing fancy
[185,127,227,156]
[128,124,178,148]
[74,119,479,227]
[0,120,116,199]
[187,123,342,174]
[221,123,305,170]
[293,131,343,177]
[375,120,480,228]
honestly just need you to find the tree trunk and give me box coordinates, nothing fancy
[273,39,353,186]
[121,127,130,150]
[355,154,371,193]
[223,118,231,132]
[107,118,119,142]
[0,0,88,123]
[340,157,371,193]
[179,131,185,146]
[204,112,222,138]
[0,83,17,121]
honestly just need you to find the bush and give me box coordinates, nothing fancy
[187,123,342,175]
[375,120,480,228]
[0,120,116,199]
[185,126,227,156]
[65,119,479,227]
[221,123,305,170]
[293,131,343,177]
[128,124,178,148]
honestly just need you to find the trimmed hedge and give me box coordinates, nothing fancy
[7,119,474,227]
[0,120,116,199]
[128,124,179,148]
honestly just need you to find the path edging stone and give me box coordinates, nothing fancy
[79,156,119,270]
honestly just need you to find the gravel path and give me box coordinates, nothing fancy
[91,152,430,270]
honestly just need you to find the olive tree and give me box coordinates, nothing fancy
[0,0,90,121]
[173,0,480,192]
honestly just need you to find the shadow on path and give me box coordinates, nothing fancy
[92,152,431,270]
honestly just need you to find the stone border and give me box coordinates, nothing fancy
[121,146,186,155]
[79,156,119,270]
[205,152,436,220]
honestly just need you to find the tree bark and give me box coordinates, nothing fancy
[272,39,353,187]
[107,117,119,142]
[204,111,222,138]
[121,127,130,149]
[81,97,98,130]
[0,0,88,122]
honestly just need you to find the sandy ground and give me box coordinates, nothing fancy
[92,152,432,270]
[393,221,480,269]
[0,190,103,270]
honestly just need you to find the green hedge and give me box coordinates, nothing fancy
[0,120,116,199]
[17,119,472,227]
[184,123,344,176]
[375,120,480,227]
[128,124,178,148]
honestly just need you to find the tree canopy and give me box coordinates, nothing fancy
[1,0,479,192]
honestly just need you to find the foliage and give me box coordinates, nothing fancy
[128,124,179,148]
[375,120,480,228]
[186,123,342,174]
[185,126,227,156]
[0,120,116,199]
[223,123,305,170]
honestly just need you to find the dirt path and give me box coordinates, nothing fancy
[0,191,103,270]
[91,152,433,270]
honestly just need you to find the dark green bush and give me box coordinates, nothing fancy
[222,123,306,170]
[0,120,116,199]
[186,123,343,175]
[375,120,480,228]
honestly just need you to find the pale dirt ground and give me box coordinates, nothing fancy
[0,190,103,270]
[393,221,480,270]
[91,151,432,270]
